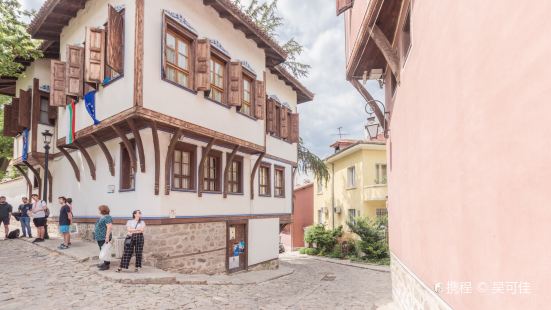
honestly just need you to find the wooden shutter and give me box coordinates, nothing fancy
[254,80,265,119]
[18,90,31,128]
[228,62,242,107]
[107,5,125,74]
[280,108,289,139]
[48,105,57,121]
[65,45,84,97]
[195,39,211,91]
[85,27,106,83]
[336,0,354,16]
[12,98,22,133]
[50,60,67,107]
[3,105,16,137]
[290,113,300,143]
[266,99,275,134]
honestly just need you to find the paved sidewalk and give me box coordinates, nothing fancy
[22,237,294,285]
[281,251,390,273]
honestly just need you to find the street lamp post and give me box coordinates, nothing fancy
[42,130,53,202]
[42,130,53,240]
[364,99,388,139]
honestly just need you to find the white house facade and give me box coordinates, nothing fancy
[1,0,313,274]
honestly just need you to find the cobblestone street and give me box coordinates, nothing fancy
[0,239,391,309]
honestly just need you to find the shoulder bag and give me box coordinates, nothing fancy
[124,221,140,247]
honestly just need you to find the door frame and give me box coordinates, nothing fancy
[226,219,248,273]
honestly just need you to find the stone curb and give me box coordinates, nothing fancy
[305,255,390,273]
[18,239,295,285]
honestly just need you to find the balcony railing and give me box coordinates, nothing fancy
[363,184,388,201]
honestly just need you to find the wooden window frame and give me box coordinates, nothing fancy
[119,139,136,192]
[103,8,126,87]
[207,53,228,106]
[269,102,293,144]
[347,166,356,189]
[375,163,387,185]
[274,165,285,198]
[258,162,271,197]
[171,142,197,192]
[376,208,388,218]
[39,96,53,126]
[227,155,243,195]
[238,69,256,119]
[202,148,222,193]
[162,15,197,93]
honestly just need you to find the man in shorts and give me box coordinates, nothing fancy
[58,197,72,249]
[31,194,47,243]
[0,196,13,240]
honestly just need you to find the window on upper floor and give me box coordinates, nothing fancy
[39,96,53,125]
[347,166,356,188]
[274,166,285,198]
[401,4,412,65]
[104,5,125,83]
[259,163,271,196]
[120,139,136,191]
[348,209,360,226]
[162,15,196,91]
[317,209,323,224]
[375,163,387,184]
[376,208,388,218]
[227,156,243,194]
[33,169,40,189]
[209,56,226,103]
[266,99,297,142]
[172,142,196,191]
[239,75,254,117]
[203,150,222,192]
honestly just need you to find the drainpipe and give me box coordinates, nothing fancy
[331,163,335,229]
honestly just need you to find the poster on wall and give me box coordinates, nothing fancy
[233,243,240,257]
[229,226,235,240]
[239,241,245,254]
[229,256,239,269]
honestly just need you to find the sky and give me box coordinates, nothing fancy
[18,0,384,183]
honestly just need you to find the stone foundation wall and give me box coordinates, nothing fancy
[248,258,279,271]
[75,221,226,274]
[391,253,452,310]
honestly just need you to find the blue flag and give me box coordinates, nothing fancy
[22,128,29,161]
[84,90,101,125]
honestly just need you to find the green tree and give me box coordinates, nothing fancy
[0,0,42,77]
[0,95,14,178]
[298,138,329,184]
[232,0,311,78]
[347,215,389,261]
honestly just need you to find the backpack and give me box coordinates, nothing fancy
[7,229,20,239]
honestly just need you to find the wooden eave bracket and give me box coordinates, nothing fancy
[151,122,160,195]
[111,125,137,173]
[198,138,216,197]
[370,24,400,83]
[127,118,146,173]
[223,145,239,198]
[73,140,96,180]
[91,133,115,177]
[350,79,386,127]
[250,152,265,200]
[14,164,33,198]
[58,146,80,182]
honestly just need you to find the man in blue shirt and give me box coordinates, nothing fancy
[18,197,33,238]
[58,197,72,249]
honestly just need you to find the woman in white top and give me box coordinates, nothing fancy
[117,210,146,272]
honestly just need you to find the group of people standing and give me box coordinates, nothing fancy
[94,205,146,272]
[0,194,61,242]
[1,195,146,273]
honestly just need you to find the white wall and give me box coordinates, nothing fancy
[15,59,51,96]
[58,0,135,137]
[47,127,292,218]
[248,218,279,265]
[0,178,29,207]
[143,0,267,146]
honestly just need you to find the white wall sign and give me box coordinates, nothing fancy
[107,185,115,193]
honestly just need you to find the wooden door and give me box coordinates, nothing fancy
[227,222,247,273]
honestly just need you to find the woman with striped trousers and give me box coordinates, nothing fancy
[117,210,145,272]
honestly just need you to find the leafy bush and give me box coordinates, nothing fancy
[347,216,389,260]
[304,224,343,255]
[299,247,319,255]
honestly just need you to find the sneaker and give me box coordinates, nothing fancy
[35,238,44,243]
[58,244,69,250]
[32,238,40,243]
[98,264,110,271]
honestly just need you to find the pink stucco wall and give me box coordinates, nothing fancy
[387,1,551,309]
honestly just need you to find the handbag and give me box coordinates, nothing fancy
[124,221,140,247]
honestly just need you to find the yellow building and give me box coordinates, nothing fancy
[314,140,387,231]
